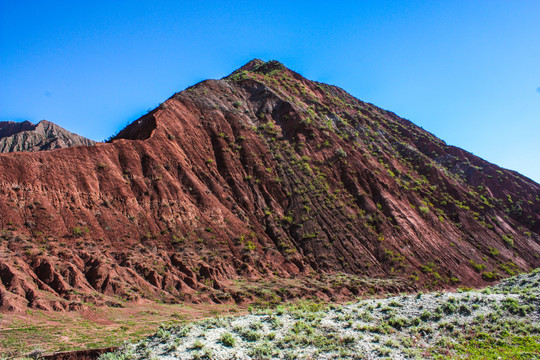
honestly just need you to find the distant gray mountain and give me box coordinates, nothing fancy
[0,120,96,153]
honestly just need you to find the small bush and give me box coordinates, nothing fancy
[73,226,83,237]
[469,260,486,272]
[387,316,409,329]
[335,147,347,158]
[239,329,260,342]
[482,271,501,281]
[72,226,88,238]
[190,340,204,350]
[249,342,274,358]
[442,302,457,314]
[488,247,500,257]
[420,311,432,321]
[502,234,514,247]
[219,332,236,347]
[245,241,256,251]
[458,304,472,315]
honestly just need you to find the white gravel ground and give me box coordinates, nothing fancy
[100,270,540,359]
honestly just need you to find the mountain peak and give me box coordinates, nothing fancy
[238,58,265,71]
[0,119,95,153]
[226,59,289,80]
[0,120,36,138]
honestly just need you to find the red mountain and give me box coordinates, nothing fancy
[0,60,538,312]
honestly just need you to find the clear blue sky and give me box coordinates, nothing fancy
[1,1,539,182]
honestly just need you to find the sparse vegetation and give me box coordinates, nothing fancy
[2,59,540,360]
[98,270,540,360]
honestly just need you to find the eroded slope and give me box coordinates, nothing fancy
[0,60,539,312]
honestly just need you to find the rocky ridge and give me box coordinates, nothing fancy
[0,120,95,153]
[0,60,539,312]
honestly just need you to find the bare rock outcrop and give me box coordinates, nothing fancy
[0,120,95,153]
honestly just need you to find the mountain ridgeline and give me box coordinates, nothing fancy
[0,60,538,312]
[0,120,95,153]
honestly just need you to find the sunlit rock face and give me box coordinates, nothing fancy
[0,120,95,153]
[0,60,538,312]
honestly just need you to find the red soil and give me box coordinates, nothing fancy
[0,60,538,312]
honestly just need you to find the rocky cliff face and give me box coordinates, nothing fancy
[0,120,95,153]
[0,60,538,312]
